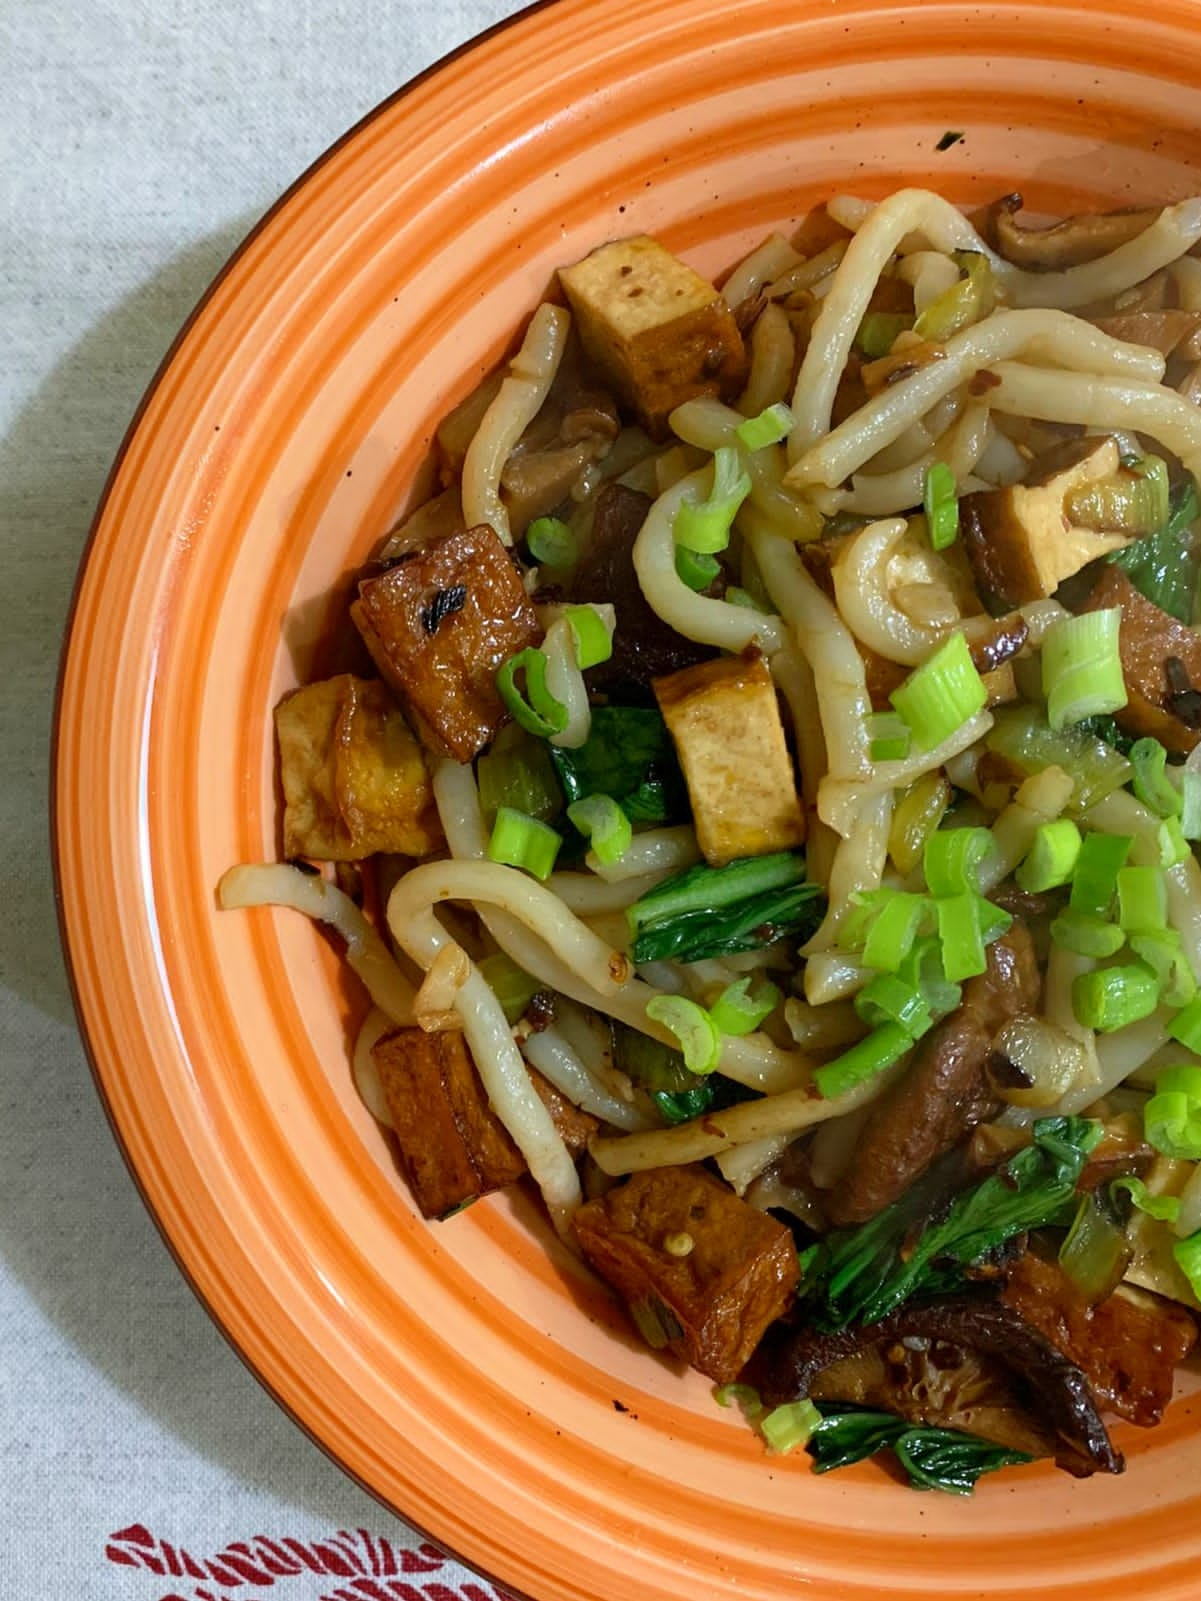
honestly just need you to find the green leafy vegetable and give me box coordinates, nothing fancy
[550,707,688,825]
[1110,475,1201,623]
[796,1117,1103,1332]
[806,1405,1030,1495]
[986,706,1132,814]
[629,852,824,965]
[609,1022,753,1124]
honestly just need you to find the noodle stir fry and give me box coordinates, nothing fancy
[222,187,1201,1492]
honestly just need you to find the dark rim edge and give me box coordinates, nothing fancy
[48,6,566,1599]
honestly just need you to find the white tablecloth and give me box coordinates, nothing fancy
[1,4,524,1594]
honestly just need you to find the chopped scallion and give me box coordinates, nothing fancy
[735,402,794,452]
[567,793,632,866]
[890,632,987,752]
[1168,995,1201,1053]
[645,994,721,1076]
[1071,963,1160,1033]
[866,710,911,763]
[673,446,752,554]
[526,515,578,570]
[1050,909,1126,960]
[709,977,781,1037]
[861,890,929,973]
[923,461,959,552]
[712,1382,764,1419]
[1116,864,1168,933]
[856,311,913,359]
[1129,738,1181,820]
[936,893,989,983]
[760,1399,822,1455]
[1159,814,1191,868]
[854,971,934,1039]
[1111,1175,1181,1223]
[564,604,613,670]
[675,544,721,591]
[1144,1065,1201,1160]
[1129,929,1198,1008]
[1015,818,1082,893]
[487,806,562,880]
[496,647,570,738]
[813,1021,912,1099]
[1041,608,1127,732]
[1182,769,1201,840]
[725,585,769,612]
[1069,832,1133,920]
[923,826,996,898]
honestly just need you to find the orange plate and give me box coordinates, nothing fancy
[54,1,1201,1596]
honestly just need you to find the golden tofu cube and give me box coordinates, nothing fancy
[274,674,443,861]
[559,236,747,437]
[654,655,805,866]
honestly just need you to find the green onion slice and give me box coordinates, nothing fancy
[735,402,794,452]
[923,461,960,552]
[760,1399,822,1454]
[725,586,770,613]
[1069,831,1133,919]
[1182,768,1201,841]
[854,972,934,1039]
[1050,909,1126,960]
[476,952,541,1024]
[1071,962,1160,1033]
[564,604,614,670]
[856,311,912,358]
[890,632,987,753]
[1129,928,1198,1008]
[1016,818,1082,893]
[675,544,721,591]
[713,1382,764,1419]
[1041,608,1128,732]
[1159,814,1191,868]
[861,890,929,973]
[1111,1175,1181,1223]
[526,515,578,569]
[1168,995,1201,1053]
[496,647,570,738]
[1116,864,1168,933]
[814,1021,912,1099]
[1129,738,1181,820]
[709,977,781,1037]
[567,793,632,866]
[923,826,997,898]
[487,806,563,881]
[867,710,911,763]
[936,893,989,983]
[673,446,752,554]
[1144,1065,1201,1160]
[645,994,722,1076]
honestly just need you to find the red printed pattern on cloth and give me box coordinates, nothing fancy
[105,1525,518,1601]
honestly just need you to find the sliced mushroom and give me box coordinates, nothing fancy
[1093,310,1201,359]
[981,193,1161,271]
[746,1295,1123,1477]
[501,439,601,536]
[959,436,1134,607]
[1080,565,1201,751]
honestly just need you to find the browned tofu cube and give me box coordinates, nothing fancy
[373,1026,597,1218]
[559,236,747,437]
[352,525,541,762]
[374,1026,526,1218]
[572,1164,800,1383]
[654,654,805,865]
[274,674,443,861]
[959,437,1133,607]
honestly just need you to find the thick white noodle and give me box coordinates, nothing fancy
[804,951,871,1006]
[979,361,1201,482]
[547,868,678,914]
[632,470,790,653]
[787,309,1166,491]
[825,192,1201,311]
[218,863,416,1023]
[1086,790,1201,979]
[722,232,803,308]
[587,825,700,885]
[738,301,796,417]
[715,1133,795,1195]
[521,1026,652,1131]
[817,712,994,838]
[461,302,571,544]
[980,766,1075,891]
[898,249,961,312]
[803,790,893,952]
[746,519,872,785]
[1054,1013,1170,1116]
[352,1007,395,1125]
[771,647,835,889]
[542,617,591,749]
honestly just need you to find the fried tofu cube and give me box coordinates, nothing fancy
[559,236,747,437]
[572,1165,800,1383]
[654,654,805,865]
[352,524,541,762]
[373,1027,597,1219]
[959,437,1133,606]
[274,674,443,861]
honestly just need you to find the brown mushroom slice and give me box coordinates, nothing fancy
[746,1296,1123,1478]
[983,193,1161,271]
[500,440,600,538]
[824,925,1040,1226]
[1079,564,1201,752]
[1093,310,1201,359]
[959,436,1134,607]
